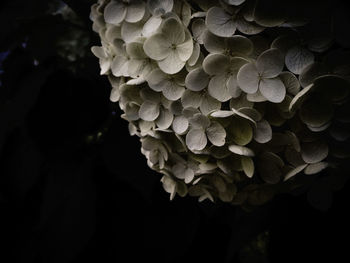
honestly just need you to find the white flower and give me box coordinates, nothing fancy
[143,17,193,74]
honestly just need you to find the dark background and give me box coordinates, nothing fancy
[0,1,349,262]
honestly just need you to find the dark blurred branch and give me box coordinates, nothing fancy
[62,0,96,24]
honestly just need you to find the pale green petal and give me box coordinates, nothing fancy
[206,122,226,146]
[206,7,236,37]
[228,145,255,157]
[237,62,259,94]
[257,48,284,78]
[139,101,160,121]
[186,128,208,151]
[241,156,254,178]
[104,1,126,25]
[185,67,209,91]
[259,77,286,103]
[158,51,186,74]
[143,33,170,60]
[229,117,253,146]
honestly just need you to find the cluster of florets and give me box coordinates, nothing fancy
[90,0,350,208]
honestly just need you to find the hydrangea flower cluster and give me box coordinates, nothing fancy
[90,0,350,208]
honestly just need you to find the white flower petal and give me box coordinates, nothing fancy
[121,21,143,43]
[147,0,173,15]
[143,33,171,60]
[228,145,255,157]
[203,53,230,75]
[186,128,208,151]
[237,62,259,94]
[206,7,236,37]
[147,68,168,92]
[91,46,107,59]
[202,30,225,54]
[192,19,206,44]
[254,119,272,143]
[158,51,186,74]
[156,108,174,129]
[200,94,221,116]
[125,0,146,23]
[111,55,129,77]
[259,77,286,103]
[104,1,126,25]
[176,36,194,61]
[142,16,163,37]
[285,46,315,75]
[257,48,284,78]
[181,90,202,108]
[236,18,265,35]
[187,42,200,66]
[172,115,189,134]
[185,67,209,91]
[139,101,160,121]
[208,75,234,102]
[279,71,300,95]
[163,82,185,101]
[206,122,226,146]
[162,17,185,44]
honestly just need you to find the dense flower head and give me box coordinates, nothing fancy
[91,0,350,210]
